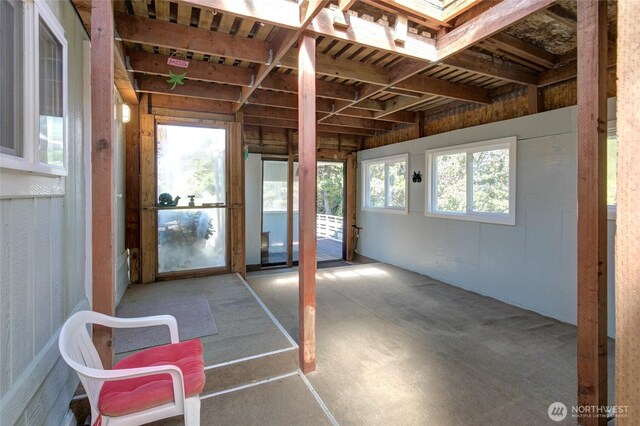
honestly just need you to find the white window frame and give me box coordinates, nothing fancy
[361,153,409,214]
[0,0,68,176]
[426,136,517,225]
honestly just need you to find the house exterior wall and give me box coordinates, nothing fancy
[0,1,90,423]
[357,100,617,337]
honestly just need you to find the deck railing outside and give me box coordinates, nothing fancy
[317,214,343,242]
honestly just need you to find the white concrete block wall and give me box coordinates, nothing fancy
[357,101,617,337]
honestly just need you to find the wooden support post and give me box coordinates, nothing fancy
[139,95,157,284]
[298,34,317,374]
[345,153,357,262]
[125,104,141,284]
[230,113,246,276]
[91,0,115,367]
[287,130,294,268]
[615,1,640,422]
[527,84,542,114]
[576,1,608,423]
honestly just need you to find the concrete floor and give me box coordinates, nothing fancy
[119,274,295,365]
[247,262,616,425]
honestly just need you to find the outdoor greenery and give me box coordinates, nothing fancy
[435,153,467,212]
[317,163,344,216]
[435,148,509,214]
[366,160,406,209]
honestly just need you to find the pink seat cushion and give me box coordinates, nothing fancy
[98,339,205,417]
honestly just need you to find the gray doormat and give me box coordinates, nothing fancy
[114,294,218,354]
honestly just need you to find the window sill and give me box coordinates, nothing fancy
[1,156,67,177]
[0,167,65,198]
[425,211,515,226]
[362,207,408,215]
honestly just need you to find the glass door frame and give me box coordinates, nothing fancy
[316,160,347,264]
[259,157,347,269]
[153,118,231,280]
[260,157,293,267]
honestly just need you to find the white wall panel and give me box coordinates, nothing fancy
[358,102,617,337]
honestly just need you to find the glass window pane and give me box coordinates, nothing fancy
[368,163,385,207]
[38,18,64,166]
[435,153,466,212]
[388,161,406,208]
[1,0,23,157]
[472,148,510,214]
[607,135,617,206]
[157,209,226,273]
[157,125,226,205]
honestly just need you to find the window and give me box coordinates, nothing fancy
[0,0,67,175]
[426,137,517,225]
[607,121,617,219]
[362,154,408,213]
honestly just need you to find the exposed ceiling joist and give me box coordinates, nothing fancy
[172,0,301,29]
[135,74,241,103]
[485,32,557,69]
[436,0,555,61]
[116,14,271,64]
[244,116,377,136]
[128,50,360,102]
[308,8,437,61]
[393,74,490,103]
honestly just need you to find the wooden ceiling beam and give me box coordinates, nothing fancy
[436,0,555,61]
[339,107,415,123]
[440,51,539,85]
[543,4,577,29]
[244,116,377,136]
[442,0,484,22]
[237,1,331,110]
[374,94,436,118]
[172,0,301,29]
[487,32,557,69]
[116,14,271,64]
[242,104,393,130]
[128,50,359,102]
[393,73,490,103]
[279,49,391,86]
[150,94,235,114]
[308,8,437,62]
[357,0,447,30]
[128,50,254,87]
[135,74,241,103]
[538,44,617,87]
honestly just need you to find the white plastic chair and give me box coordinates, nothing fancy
[59,310,202,425]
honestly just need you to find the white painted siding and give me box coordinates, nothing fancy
[0,1,91,423]
[358,100,617,337]
[245,154,263,265]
